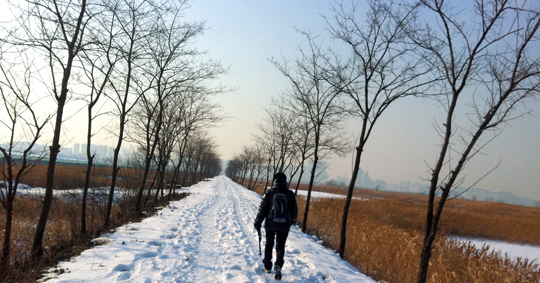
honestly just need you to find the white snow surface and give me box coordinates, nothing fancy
[40,176,376,283]
[295,190,368,201]
[455,237,540,264]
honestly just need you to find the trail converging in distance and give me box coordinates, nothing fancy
[41,176,375,283]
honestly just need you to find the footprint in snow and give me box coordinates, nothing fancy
[164,233,176,239]
[289,248,301,254]
[229,264,242,270]
[113,264,131,272]
[148,240,163,247]
[140,251,157,258]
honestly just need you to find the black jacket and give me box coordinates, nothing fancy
[254,178,298,232]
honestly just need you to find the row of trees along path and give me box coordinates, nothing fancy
[226,1,540,282]
[0,0,225,275]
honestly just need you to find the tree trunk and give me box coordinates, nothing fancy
[1,199,13,272]
[294,168,304,196]
[302,132,320,233]
[144,170,159,207]
[31,0,87,259]
[169,147,186,199]
[263,158,271,194]
[417,230,436,283]
[32,106,64,258]
[135,154,153,213]
[105,119,124,228]
[81,104,95,235]
[155,166,166,204]
[81,154,93,235]
[339,143,363,258]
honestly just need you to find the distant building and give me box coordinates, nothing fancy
[292,161,329,185]
[352,168,374,189]
[81,143,87,156]
[94,145,108,160]
[62,143,119,162]
[73,143,80,155]
[335,175,349,186]
[355,169,364,187]
[374,179,387,191]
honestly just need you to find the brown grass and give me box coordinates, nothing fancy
[287,183,540,245]
[252,181,540,283]
[0,164,188,283]
[16,163,146,190]
[1,193,189,282]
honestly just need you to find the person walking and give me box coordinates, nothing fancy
[254,172,298,280]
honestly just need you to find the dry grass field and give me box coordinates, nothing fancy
[252,181,540,283]
[0,164,187,282]
[2,172,539,282]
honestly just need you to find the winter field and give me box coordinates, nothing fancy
[296,188,540,265]
[39,176,376,282]
[453,237,540,264]
[295,190,368,201]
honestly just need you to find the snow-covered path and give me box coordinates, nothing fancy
[41,176,376,283]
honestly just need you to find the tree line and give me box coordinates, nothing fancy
[0,0,224,274]
[225,0,540,282]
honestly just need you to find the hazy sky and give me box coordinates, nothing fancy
[180,0,540,201]
[1,1,538,201]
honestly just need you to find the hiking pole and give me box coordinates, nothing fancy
[257,229,262,257]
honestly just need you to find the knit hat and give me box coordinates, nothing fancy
[273,172,287,181]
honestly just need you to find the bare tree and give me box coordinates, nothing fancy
[253,123,278,193]
[127,0,225,213]
[239,146,256,189]
[289,114,315,196]
[198,141,222,180]
[168,88,224,197]
[156,101,182,201]
[254,95,316,194]
[254,97,299,180]
[130,87,224,210]
[132,0,196,211]
[225,157,243,181]
[103,0,159,227]
[77,1,122,235]
[227,146,258,187]
[0,49,50,272]
[393,1,540,282]
[326,0,431,259]
[249,144,268,191]
[272,32,349,233]
[4,0,90,258]
[181,131,218,184]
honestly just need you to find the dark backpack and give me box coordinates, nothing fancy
[270,191,289,223]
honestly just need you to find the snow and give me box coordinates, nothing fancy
[15,186,134,203]
[39,176,376,283]
[295,190,368,201]
[455,237,540,264]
